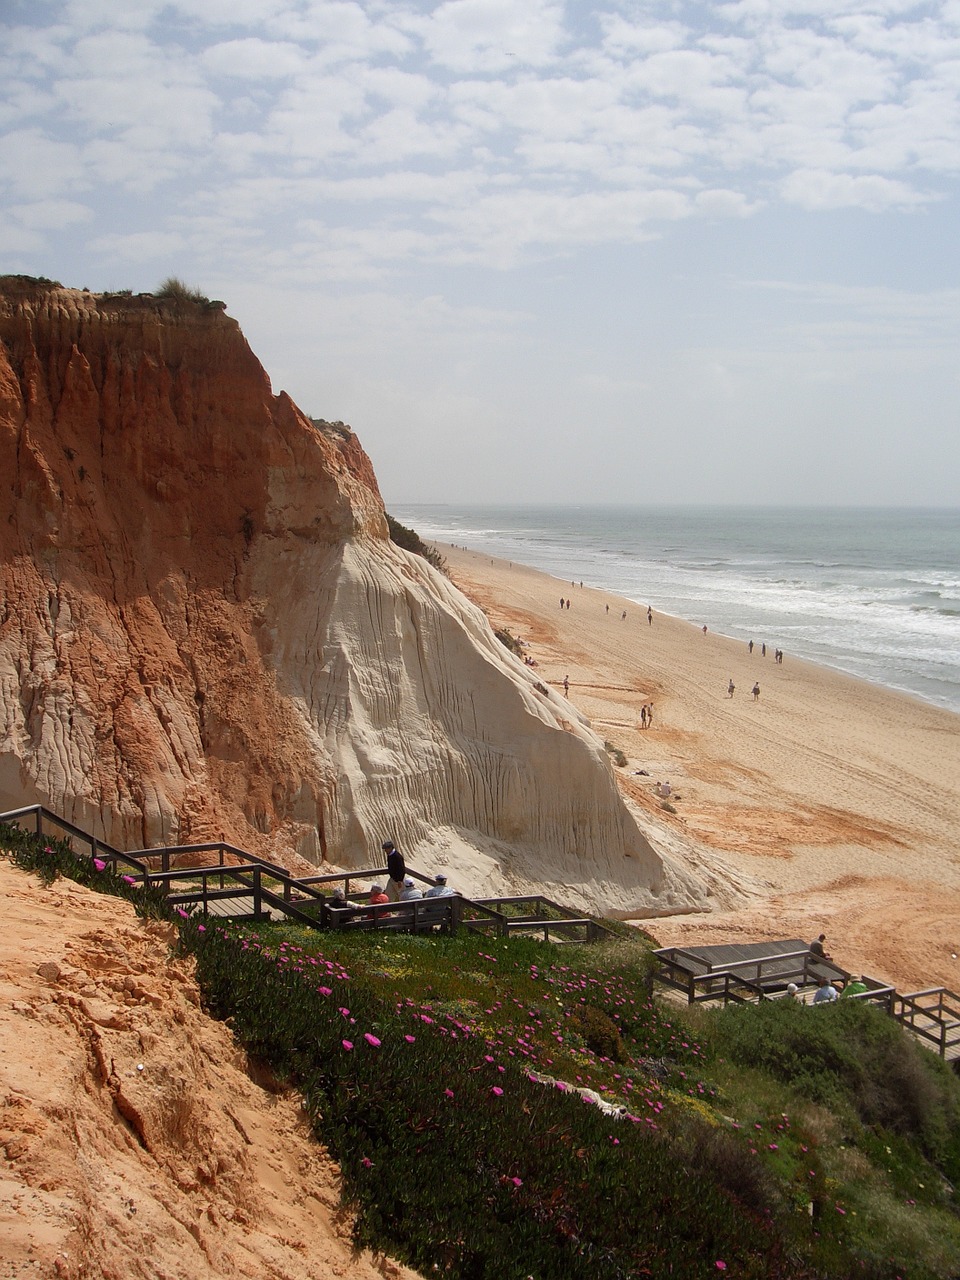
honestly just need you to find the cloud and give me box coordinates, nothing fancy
[780,167,933,210]
[405,0,567,73]
[8,198,93,230]
[0,128,86,199]
[87,229,187,261]
[201,37,306,80]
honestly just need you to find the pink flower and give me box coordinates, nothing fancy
[361,1156,373,1168]
[318,986,333,996]
[716,1263,727,1272]
[444,1089,455,1099]
[404,1035,416,1043]
[342,1040,353,1051]
[43,846,53,854]
[768,1143,778,1151]
[364,1033,381,1047]
[122,875,136,884]
[197,924,206,932]
[93,858,106,871]
[510,1177,522,1187]
[491,1086,503,1097]
[176,907,189,918]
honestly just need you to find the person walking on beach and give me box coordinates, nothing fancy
[646,703,654,728]
[752,682,761,701]
[727,678,735,698]
[647,606,653,626]
[748,640,754,654]
[640,705,647,730]
[762,643,767,657]
[560,597,565,610]
[563,674,569,695]
[621,610,627,621]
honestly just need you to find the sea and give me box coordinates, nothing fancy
[390,505,960,716]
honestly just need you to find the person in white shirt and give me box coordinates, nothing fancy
[424,873,455,898]
[399,877,423,901]
[812,977,839,1004]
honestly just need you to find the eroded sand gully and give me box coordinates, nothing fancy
[443,544,960,995]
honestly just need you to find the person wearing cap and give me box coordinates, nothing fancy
[382,839,406,901]
[399,876,423,901]
[812,976,839,1004]
[785,982,801,1001]
[424,873,455,899]
[841,976,868,998]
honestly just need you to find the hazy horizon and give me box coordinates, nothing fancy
[3,1,960,509]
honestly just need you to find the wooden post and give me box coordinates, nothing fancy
[253,866,262,918]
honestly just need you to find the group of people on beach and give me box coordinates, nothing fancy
[746,640,784,662]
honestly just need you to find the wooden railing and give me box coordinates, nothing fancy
[0,805,613,947]
[473,894,617,944]
[893,988,960,1059]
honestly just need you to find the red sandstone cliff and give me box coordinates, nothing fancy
[0,277,705,914]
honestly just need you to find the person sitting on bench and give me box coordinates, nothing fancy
[424,873,455,898]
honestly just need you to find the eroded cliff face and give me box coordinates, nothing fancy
[0,278,705,914]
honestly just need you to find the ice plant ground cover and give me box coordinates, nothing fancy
[5,824,960,1278]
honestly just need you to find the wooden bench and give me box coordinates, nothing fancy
[324,896,459,934]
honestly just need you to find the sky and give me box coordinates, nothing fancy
[2,0,959,507]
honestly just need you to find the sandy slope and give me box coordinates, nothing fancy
[442,544,960,994]
[0,859,418,1280]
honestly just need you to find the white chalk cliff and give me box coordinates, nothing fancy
[0,278,705,915]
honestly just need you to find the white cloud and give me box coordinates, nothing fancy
[201,37,306,80]
[0,128,86,198]
[780,167,932,209]
[694,186,758,216]
[430,187,688,266]
[8,198,93,230]
[87,229,187,261]
[405,0,567,73]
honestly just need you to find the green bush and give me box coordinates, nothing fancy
[494,627,523,657]
[712,998,960,1175]
[385,513,448,575]
[154,276,210,306]
[570,1004,625,1062]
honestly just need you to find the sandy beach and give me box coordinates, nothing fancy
[441,543,960,995]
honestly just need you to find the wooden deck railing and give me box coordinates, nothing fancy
[0,805,613,947]
[893,988,960,1059]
